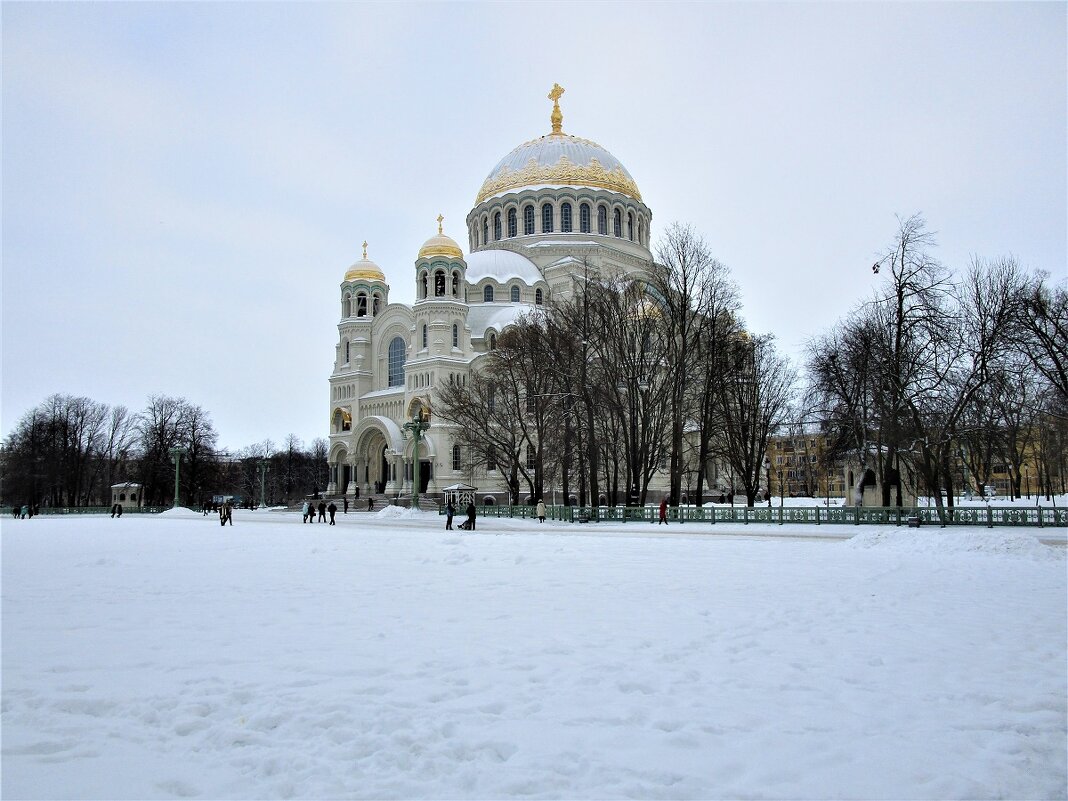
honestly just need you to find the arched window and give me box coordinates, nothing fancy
[535,288,543,305]
[524,205,535,235]
[372,294,380,315]
[489,332,497,350]
[483,285,494,302]
[614,208,622,237]
[482,217,488,245]
[541,203,554,233]
[435,270,446,297]
[561,202,573,233]
[510,285,520,303]
[487,444,497,470]
[344,340,350,362]
[638,219,644,245]
[452,272,459,296]
[422,324,428,349]
[343,295,351,317]
[580,203,591,233]
[598,205,608,235]
[388,337,406,387]
[357,293,367,317]
[493,212,502,241]
[507,208,517,238]
[452,323,458,348]
[421,272,428,299]
[452,444,462,471]
[628,211,634,241]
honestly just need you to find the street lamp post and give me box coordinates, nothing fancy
[169,447,187,509]
[258,460,270,509]
[778,469,784,509]
[1025,464,1031,500]
[402,415,431,508]
[764,459,772,509]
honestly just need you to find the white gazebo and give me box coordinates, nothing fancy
[441,483,476,510]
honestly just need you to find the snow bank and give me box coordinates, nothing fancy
[845,528,1066,561]
[156,506,203,519]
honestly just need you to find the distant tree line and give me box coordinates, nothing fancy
[1,394,328,509]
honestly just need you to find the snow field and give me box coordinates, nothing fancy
[2,511,1066,800]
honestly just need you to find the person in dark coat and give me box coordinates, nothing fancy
[317,501,326,522]
[343,498,348,514]
[465,503,476,531]
[221,501,233,526]
[445,502,454,530]
[658,497,668,525]
[327,502,337,525]
[368,497,374,511]
[116,504,123,518]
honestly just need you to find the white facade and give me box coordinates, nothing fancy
[327,89,656,502]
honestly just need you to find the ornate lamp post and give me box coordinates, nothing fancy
[169,446,187,509]
[778,468,784,508]
[402,414,431,508]
[258,460,270,509]
[1024,464,1031,500]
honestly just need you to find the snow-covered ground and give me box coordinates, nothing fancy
[3,509,1065,800]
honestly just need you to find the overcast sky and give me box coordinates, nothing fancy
[3,2,1065,452]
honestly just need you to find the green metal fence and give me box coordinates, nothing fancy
[450,503,1066,528]
[2,506,168,517]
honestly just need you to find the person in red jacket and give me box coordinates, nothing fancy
[658,497,668,525]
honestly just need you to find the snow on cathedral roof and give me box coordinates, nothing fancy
[464,249,543,286]
[466,303,535,339]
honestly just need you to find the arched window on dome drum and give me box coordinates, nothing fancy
[541,203,554,233]
[493,212,502,241]
[510,285,520,303]
[580,203,591,233]
[482,218,489,245]
[452,323,458,348]
[524,205,535,235]
[357,293,367,317]
[628,212,634,241]
[507,208,517,238]
[435,270,446,297]
[484,285,494,302]
[344,340,350,363]
[388,337,406,387]
[372,294,380,315]
[422,324,428,349]
[535,288,543,305]
[637,219,644,245]
[614,209,622,238]
[598,205,608,235]
[452,444,461,471]
[421,272,428,299]
[561,202,573,233]
[452,272,459,297]
[343,295,351,318]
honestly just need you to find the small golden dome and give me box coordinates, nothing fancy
[418,215,463,260]
[344,241,386,283]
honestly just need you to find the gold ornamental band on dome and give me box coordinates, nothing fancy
[475,154,643,204]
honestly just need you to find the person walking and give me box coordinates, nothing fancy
[343,498,348,515]
[536,499,546,523]
[317,501,327,522]
[221,500,233,526]
[445,502,454,530]
[465,502,477,531]
[368,497,374,512]
[327,501,337,525]
[21,504,29,519]
[116,504,123,518]
[658,497,668,525]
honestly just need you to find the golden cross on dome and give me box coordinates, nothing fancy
[548,83,565,135]
[362,240,368,260]
[437,214,444,234]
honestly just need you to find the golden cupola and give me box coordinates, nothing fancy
[344,242,386,282]
[475,83,642,204]
[418,215,463,260]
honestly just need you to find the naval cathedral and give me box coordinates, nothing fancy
[326,86,656,503]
